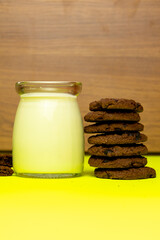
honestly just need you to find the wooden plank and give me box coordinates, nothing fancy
[0,0,160,152]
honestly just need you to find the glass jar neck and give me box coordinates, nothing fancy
[16,81,82,96]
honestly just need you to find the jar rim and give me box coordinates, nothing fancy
[16,81,82,96]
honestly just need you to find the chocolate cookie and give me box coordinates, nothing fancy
[89,156,147,168]
[0,166,14,176]
[94,167,156,180]
[88,132,147,145]
[89,98,143,112]
[88,144,148,157]
[84,122,144,133]
[84,111,140,122]
[0,153,12,167]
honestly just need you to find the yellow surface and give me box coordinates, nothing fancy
[0,155,160,240]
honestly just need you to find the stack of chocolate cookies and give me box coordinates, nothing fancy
[84,98,156,180]
[0,153,13,176]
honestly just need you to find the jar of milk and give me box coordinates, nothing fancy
[12,81,84,178]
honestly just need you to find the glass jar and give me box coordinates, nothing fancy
[12,81,84,178]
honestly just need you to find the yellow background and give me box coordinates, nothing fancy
[0,155,160,240]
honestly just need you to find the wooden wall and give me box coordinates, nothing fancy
[0,0,160,152]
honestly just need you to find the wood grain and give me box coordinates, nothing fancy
[0,0,160,152]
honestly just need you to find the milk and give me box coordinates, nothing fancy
[12,93,84,177]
